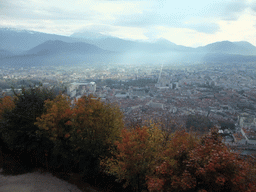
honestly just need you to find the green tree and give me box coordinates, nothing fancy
[34,94,74,172]
[0,85,57,169]
[186,114,213,134]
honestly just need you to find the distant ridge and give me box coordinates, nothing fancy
[0,28,78,54]
[25,40,111,56]
[202,53,256,63]
[0,49,15,58]
[197,41,256,55]
[1,27,256,55]
[1,27,256,67]
[71,32,194,53]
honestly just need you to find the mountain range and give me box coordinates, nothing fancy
[25,40,111,56]
[1,28,256,67]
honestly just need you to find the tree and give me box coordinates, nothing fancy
[146,129,199,192]
[0,95,15,121]
[0,85,57,169]
[34,94,73,171]
[71,95,124,176]
[35,94,124,175]
[185,129,256,192]
[219,120,235,131]
[146,129,256,192]
[0,95,15,167]
[0,85,56,151]
[105,123,167,192]
[186,114,213,134]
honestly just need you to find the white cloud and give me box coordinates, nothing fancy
[1,0,256,46]
[216,10,256,44]
[107,26,148,40]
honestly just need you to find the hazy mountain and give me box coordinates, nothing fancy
[70,32,193,53]
[197,41,256,55]
[0,39,116,68]
[0,40,114,68]
[1,28,256,67]
[151,38,194,52]
[0,49,15,58]
[202,53,256,63]
[233,41,256,55]
[25,40,111,56]
[1,27,256,55]
[0,28,78,54]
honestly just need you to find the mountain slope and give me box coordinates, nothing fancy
[197,41,256,55]
[202,53,256,63]
[25,40,111,56]
[0,40,115,68]
[70,31,193,53]
[233,41,256,55]
[0,28,78,54]
[0,49,15,58]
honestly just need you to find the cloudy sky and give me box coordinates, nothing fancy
[1,0,256,47]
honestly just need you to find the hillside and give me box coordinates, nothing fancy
[25,40,111,56]
[197,41,256,55]
[0,28,78,54]
[0,49,15,58]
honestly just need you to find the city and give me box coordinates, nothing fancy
[1,61,256,156]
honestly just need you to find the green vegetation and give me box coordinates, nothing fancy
[186,114,214,134]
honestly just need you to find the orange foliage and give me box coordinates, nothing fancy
[36,94,123,174]
[35,94,72,141]
[146,129,256,192]
[147,130,198,192]
[105,124,166,191]
[0,96,15,121]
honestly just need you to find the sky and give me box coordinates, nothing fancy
[1,0,256,47]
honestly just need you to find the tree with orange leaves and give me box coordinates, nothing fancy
[70,95,124,175]
[0,95,15,121]
[105,123,166,192]
[146,128,256,192]
[35,94,72,143]
[146,129,199,192]
[36,94,124,175]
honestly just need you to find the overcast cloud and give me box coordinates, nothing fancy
[1,0,256,47]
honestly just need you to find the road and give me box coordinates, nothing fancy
[0,169,83,192]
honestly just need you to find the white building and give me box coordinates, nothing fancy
[67,82,96,98]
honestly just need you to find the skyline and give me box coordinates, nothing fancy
[1,0,256,47]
